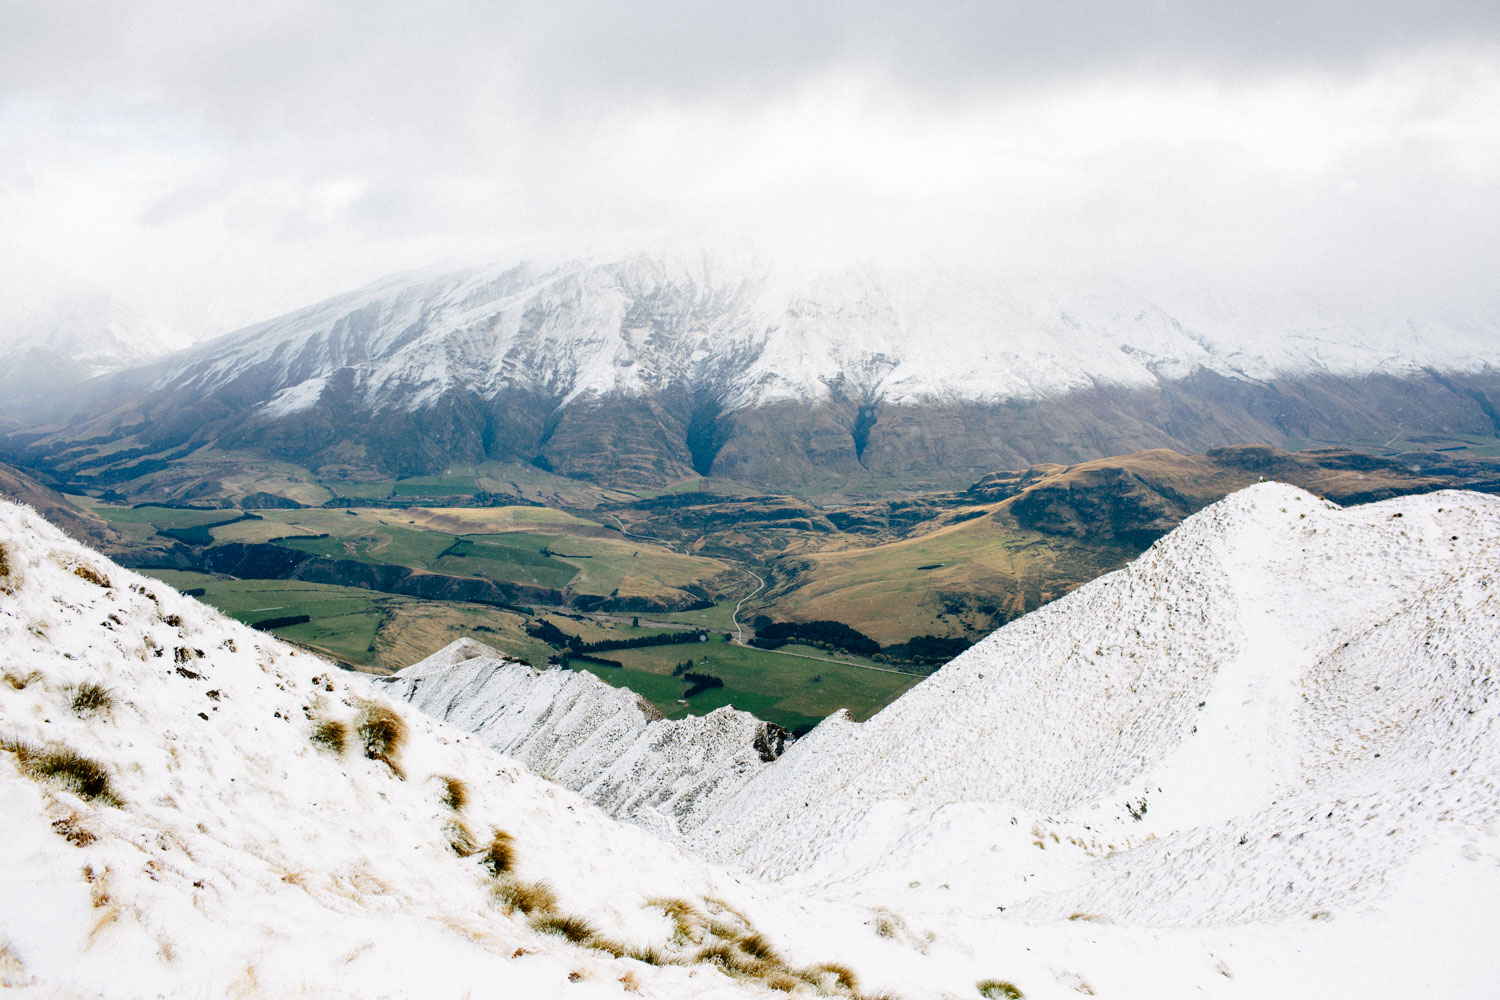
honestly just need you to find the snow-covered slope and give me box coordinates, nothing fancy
[7,489,1500,998]
[145,256,1497,417]
[681,486,1500,899]
[0,499,1048,999]
[408,483,1500,997]
[382,639,789,840]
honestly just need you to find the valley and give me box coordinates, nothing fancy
[4,441,1497,733]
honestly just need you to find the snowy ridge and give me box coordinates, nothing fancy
[674,485,1500,924]
[0,499,1033,999]
[139,254,1496,418]
[389,483,1500,996]
[382,638,789,840]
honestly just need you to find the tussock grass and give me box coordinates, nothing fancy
[2,737,121,806]
[977,980,1025,999]
[4,670,41,691]
[444,817,477,857]
[531,913,598,944]
[438,775,469,812]
[737,931,779,962]
[0,542,12,592]
[626,945,669,966]
[801,961,860,994]
[491,877,558,916]
[70,563,111,589]
[354,701,407,777]
[480,830,515,877]
[66,682,113,718]
[309,718,348,754]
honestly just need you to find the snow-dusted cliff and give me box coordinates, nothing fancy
[382,639,788,840]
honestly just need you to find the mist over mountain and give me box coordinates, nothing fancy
[10,253,1498,494]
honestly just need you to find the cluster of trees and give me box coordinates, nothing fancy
[681,671,724,698]
[748,617,971,667]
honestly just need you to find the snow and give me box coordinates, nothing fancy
[143,254,1499,418]
[5,483,1500,997]
[0,500,1037,999]
[412,483,1500,998]
[383,638,790,840]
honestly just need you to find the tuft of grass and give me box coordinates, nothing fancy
[71,563,112,588]
[627,945,669,966]
[355,701,407,776]
[309,718,348,754]
[444,817,477,857]
[66,682,113,719]
[2,737,121,806]
[4,670,42,691]
[531,913,597,944]
[491,877,557,916]
[737,931,779,962]
[480,829,516,877]
[977,980,1025,999]
[801,962,860,994]
[0,542,11,591]
[438,775,469,812]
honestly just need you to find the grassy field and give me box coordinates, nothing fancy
[138,570,551,670]
[194,505,741,604]
[760,510,1130,645]
[570,632,919,732]
[392,475,481,496]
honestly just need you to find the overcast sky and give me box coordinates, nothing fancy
[2,1,1497,341]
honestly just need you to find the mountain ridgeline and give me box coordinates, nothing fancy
[8,255,1499,494]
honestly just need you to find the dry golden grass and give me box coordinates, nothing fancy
[480,830,515,877]
[65,682,113,718]
[437,775,469,811]
[2,737,121,806]
[490,877,558,916]
[354,701,406,777]
[309,717,348,754]
[977,980,1025,999]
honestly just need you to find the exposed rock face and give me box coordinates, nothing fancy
[382,638,792,840]
[12,255,1499,491]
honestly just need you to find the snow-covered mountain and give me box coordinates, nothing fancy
[24,255,1500,489]
[403,483,1500,996]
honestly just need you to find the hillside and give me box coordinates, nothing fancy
[0,499,1043,999]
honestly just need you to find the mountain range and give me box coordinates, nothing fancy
[8,255,1499,495]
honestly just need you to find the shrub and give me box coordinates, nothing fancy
[2,737,121,806]
[309,718,348,754]
[355,701,407,776]
[66,682,113,718]
[438,775,469,811]
[491,877,557,916]
[977,980,1025,999]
